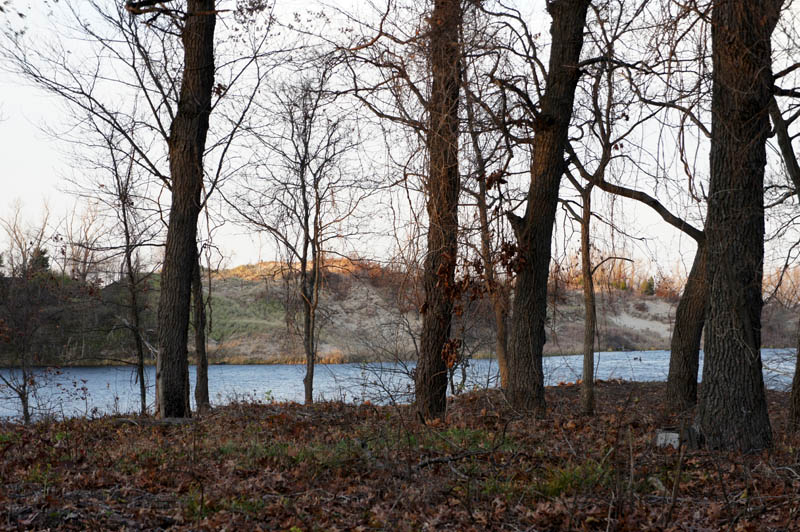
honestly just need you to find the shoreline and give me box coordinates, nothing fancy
[1,346,796,369]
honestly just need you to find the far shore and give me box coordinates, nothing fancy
[3,345,797,370]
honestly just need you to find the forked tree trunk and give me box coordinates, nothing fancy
[415,0,462,420]
[695,0,781,451]
[155,0,216,418]
[665,241,708,412]
[505,0,589,414]
[192,249,210,414]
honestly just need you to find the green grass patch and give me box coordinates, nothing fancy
[537,459,611,497]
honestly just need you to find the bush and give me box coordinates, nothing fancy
[639,277,655,296]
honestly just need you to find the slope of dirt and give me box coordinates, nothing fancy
[201,267,797,364]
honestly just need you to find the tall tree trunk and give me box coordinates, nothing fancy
[192,248,210,414]
[155,0,216,418]
[580,184,596,416]
[415,0,462,420]
[695,0,781,451]
[505,0,589,414]
[666,240,708,412]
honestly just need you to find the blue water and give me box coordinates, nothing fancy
[1,349,796,421]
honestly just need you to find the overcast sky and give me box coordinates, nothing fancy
[0,0,700,275]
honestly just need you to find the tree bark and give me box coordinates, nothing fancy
[580,184,596,416]
[192,248,210,414]
[302,260,318,405]
[789,318,800,432]
[505,0,589,414]
[415,0,462,421]
[155,0,216,418]
[695,0,781,451]
[665,241,709,412]
[493,289,510,388]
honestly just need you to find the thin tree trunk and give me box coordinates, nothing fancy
[695,0,781,451]
[769,97,800,432]
[494,290,509,388]
[581,184,596,416]
[127,263,148,416]
[505,0,589,414]
[120,196,148,416]
[302,274,316,405]
[20,379,30,425]
[415,0,462,420]
[790,318,800,431]
[464,74,509,389]
[665,241,708,412]
[155,0,216,418]
[192,248,210,414]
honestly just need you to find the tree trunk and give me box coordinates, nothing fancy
[580,184,596,416]
[121,205,148,416]
[494,290,509,388]
[790,318,800,431]
[155,0,216,418]
[192,248,210,414]
[665,241,708,412]
[20,381,30,425]
[415,0,462,421]
[505,0,589,414]
[464,72,509,389]
[128,269,148,416]
[769,92,800,433]
[302,272,316,405]
[695,0,781,451]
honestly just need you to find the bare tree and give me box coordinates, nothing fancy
[486,0,590,414]
[0,205,58,423]
[460,38,515,388]
[230,61,365,404]
[412,0,463,419]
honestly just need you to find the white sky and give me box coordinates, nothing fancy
[0,0,710,275]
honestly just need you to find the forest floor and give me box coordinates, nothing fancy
[1,381,799,531]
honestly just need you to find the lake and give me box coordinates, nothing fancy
[1,348,796,421]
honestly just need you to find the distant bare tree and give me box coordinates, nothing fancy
[229,61,366,404]
[0,205,58,423]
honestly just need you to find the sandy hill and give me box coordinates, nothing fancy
[200,264,797,364]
